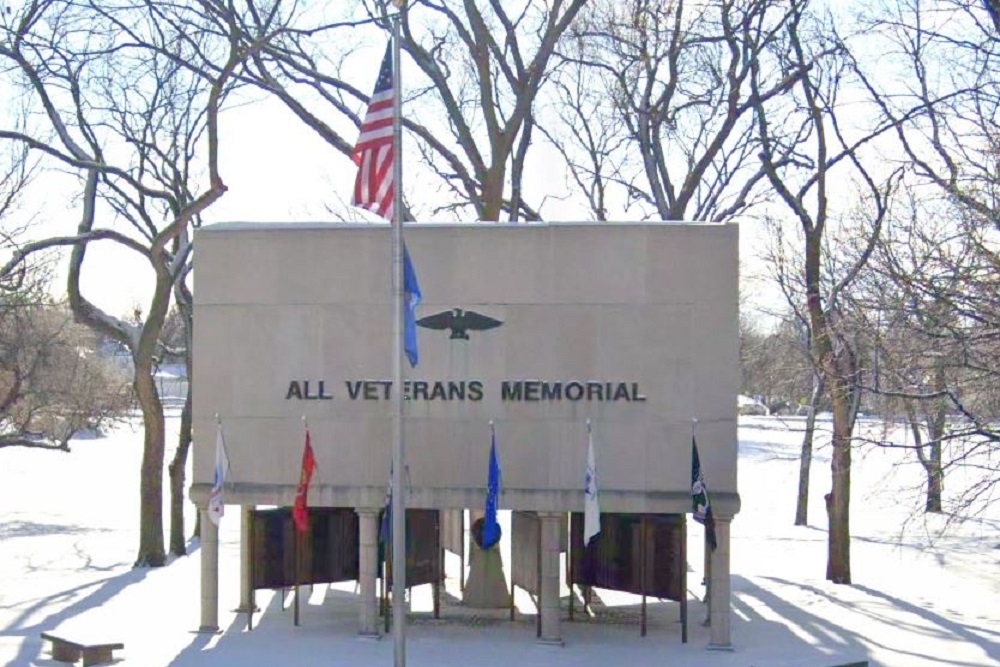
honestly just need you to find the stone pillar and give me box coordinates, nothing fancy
[708,515,733,650]
[237,506,256,613]
[199,508,220,632]
[356,508,380,638]
[538,512,563,646]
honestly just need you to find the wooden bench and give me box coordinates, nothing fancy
[40,632,124,666]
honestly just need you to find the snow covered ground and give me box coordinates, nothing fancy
[1,414,998,667]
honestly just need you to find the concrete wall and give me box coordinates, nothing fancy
[192,222,739,515]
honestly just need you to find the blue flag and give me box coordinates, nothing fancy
[379,481,391,545]
[403,244,422,367]
[482,430,502,550]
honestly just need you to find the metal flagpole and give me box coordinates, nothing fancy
[389,7,407,667]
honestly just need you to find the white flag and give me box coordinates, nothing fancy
[207,422,229,526]
[584,425,601,545]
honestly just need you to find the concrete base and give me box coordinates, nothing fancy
[195,626,222,634]
[707,643,734,652]
[356,631,382,641]
[536,637,565,647]
[232,605,259,613]
[463,546,510,608]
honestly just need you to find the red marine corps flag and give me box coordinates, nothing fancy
[352,42,396,220]
[292,427,316,534]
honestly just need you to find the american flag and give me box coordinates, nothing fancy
[352,42,395,220]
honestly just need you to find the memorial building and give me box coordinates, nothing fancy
[190,221,740,647]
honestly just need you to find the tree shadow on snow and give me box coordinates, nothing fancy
[752,575,1000,666]
[731,575,871,666]
[800,523,994,559]
[6,565,150,667]
[738,437,831,464]
[0,519,113,540]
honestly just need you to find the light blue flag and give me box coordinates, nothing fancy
[403,244,422,367]
[482,429,502,550]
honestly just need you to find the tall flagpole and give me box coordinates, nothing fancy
[390,8,407,667]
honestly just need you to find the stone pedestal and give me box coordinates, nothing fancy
[199,508,219,632]
[538,512,563,645]
[463,545,510,608]
[356,508,380,637]
[708,515,733,650]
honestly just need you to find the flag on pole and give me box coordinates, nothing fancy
[351,40,421,367]
[691,436,718,551]
[207,420,229,526]
[481,426,502,550]
[403,244,421,367]
[584,422,601,545]
[352,41,395,220]
[379,477,392,545]
[292,429,317,534]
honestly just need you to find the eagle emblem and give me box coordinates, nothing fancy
[416,308,503,340]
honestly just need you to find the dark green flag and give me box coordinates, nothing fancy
[692,436,718,551]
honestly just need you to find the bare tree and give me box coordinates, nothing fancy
[750,1,902,583]
[739,309,817,415]
[544,0,806,222]
[1,284,133,450]
[0,0,275,565]
[2,142,131,449]
[759,218,840,528]
[856,0,1000,519]
[236,0,587,221]
[860,192,999,517]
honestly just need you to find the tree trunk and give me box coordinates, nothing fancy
[925,441,943,513]
[907,399,945,513]
[921,403,945,514]
[168,388,193,556]
[795,373,825,526]
[825,377,853,584]
[479,167,506,221]
[134,356,167,567]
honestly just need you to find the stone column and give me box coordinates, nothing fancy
[538,512,564,646]
[199,508,220,632]
[356,508,380,638]
[708,515,733,650]
[237,506,256,612]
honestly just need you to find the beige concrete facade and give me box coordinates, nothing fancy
[190,222,740,517]
[191,221,740,646]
